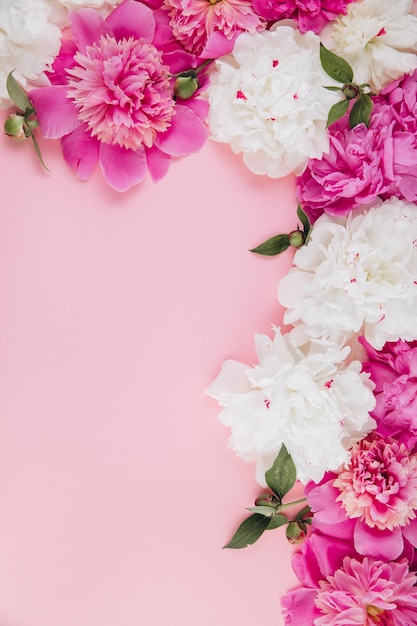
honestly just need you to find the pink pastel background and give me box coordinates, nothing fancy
[0,125,299,626]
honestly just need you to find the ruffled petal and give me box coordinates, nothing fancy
[106,0,155,43]
[69,8,109,53]
[201,30,237,59]
[155,104,208,156]
[61,124,100,180]
[29,85,80,139]
[99,143,147,192]
[145,145,171,182]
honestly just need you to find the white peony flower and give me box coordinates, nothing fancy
[207,327,375,485]
[0,0,62,109]
[321,0,417,92]
[207,24,340,178]
[278,197,417,350]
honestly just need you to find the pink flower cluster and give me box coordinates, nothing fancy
[282,339,417,623]
[297,71,417,220]
[252,0,353,33]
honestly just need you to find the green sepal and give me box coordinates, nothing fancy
[349,93,373,128]
[6,72,34,113]
[326,98,349,127]
[294,505,312,521]
[265,444,297,501]
[320,45,354,84]
[266,514,288,530]
[250,233,290,256]
[223,513,271,549]
[297,205,310,238]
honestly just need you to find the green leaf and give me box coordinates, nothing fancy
[265,444,297,501]
[323,85,342,92]
[6,72,33,112]
[266,514,288,530]
[349,93,373,128]
[250,233,290,256]
[297,205,310,238]
[326,99,349,127]
[223,513,271,549]
[246,505,278,517]
[320,45,354,84]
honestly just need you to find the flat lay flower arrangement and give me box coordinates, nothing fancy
[3,0,417,623]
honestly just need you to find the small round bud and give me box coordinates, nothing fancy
[288,229,304,248]
[286,521,306,544]
[254,494,279,509]
[342,83,359,100]
[174,75,199,100]
[4,113,27,140]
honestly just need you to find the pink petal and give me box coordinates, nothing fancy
[162,49,198,74]
[201,31,237,59]
[155,104,208,157]
[306,480,346,524]
[69,9,109,53]
[29,86,80,139]
[354,523,404,560]
[183,97,209,121]
[281,588,321,626]
[145,145,171,182]
[106,0,155,43]
[48,39,78,85]
[403,518,417,547]
[99,143,147,192]
[61,124,100,180]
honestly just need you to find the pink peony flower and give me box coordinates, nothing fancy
[282,530,417,626]
[315,557,417,625]
[334,433,417,531]
[360,338,417,446]
[296,102,399,220]
[29,0,209,191]
[306,434,417,562]
[252,0,353,34]
[161,0,265,58]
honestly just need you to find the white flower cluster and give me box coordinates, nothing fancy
[278,198,417,351]
[207,327,376,485]
[207,25,340,178]
[0,0,62,108]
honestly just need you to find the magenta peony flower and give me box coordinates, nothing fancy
[161,0,265,58]
[306,434,417,562]
[252,0,353,34]
[282,529,417,626]
[315,557,417,625]
[360,338,417,446]
[296,102,398,220]
[29,0,209,191]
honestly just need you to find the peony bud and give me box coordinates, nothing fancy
[288,229,304,248]
[285,521,306,544]
[4,113,27,140]
[254,494,279,509]
[342,83,359,100]
[174,74,199,100]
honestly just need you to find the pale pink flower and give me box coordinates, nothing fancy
[306,441,417,562]
[315,557,417,625]
[161,0,265,57]
[29,0,209,191]
[334,433,417,531]
[252,0,353,34]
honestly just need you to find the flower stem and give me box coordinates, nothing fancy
[278,497,307,511]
